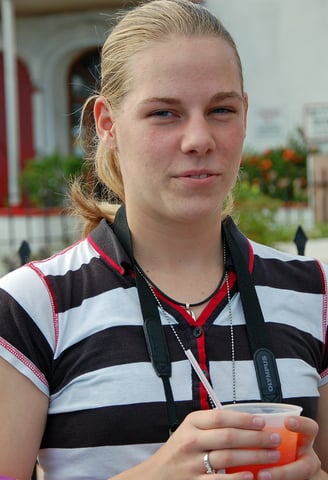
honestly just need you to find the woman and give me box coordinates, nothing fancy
[0,1,326,479]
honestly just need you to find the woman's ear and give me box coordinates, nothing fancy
[94,96,118,150]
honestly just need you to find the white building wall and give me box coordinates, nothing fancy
[205,0,328,152]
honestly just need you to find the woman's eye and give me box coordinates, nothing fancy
[151,110,174,118]
[211,107,234,114]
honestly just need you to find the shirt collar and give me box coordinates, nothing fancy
[87,218,133,275]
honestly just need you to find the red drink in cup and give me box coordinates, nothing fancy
[223,402,302,478]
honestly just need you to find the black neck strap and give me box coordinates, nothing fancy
[112,206,282,434]
[222,216,282,403]
[112,206,179,434]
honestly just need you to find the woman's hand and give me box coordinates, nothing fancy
[142,408,285,480]
[111,409,327,480]
[255,415,324,480]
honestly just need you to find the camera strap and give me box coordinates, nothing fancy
[222,216,282,403]
[112,205,179,433]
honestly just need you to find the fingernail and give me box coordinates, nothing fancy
[242,474,254,480]
[252,416,265,428]
[270,432,281,445]
[287,417,298,429]
[267,449,280,462]
[258,472,272,480]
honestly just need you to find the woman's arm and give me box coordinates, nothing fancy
[0,358,48,480]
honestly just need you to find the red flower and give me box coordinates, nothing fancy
[282,149,296,161]
[260,158,272,171]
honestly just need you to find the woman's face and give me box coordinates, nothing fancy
[95,34,248,226]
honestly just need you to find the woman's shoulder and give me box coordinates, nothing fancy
[0,237,95,305]
[250,238,328,269]
[250,239,328,293]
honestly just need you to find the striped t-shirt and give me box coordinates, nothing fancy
[0,217,327,479]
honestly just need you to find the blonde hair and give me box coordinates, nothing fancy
[71,0,243,235]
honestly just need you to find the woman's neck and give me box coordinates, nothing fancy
[127,209,225,305]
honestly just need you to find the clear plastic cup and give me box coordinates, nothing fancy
[223,402,302,478]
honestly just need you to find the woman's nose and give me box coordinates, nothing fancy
[180,116,216,156]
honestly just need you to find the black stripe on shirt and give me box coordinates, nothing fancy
[208,322,324,371]
[41,401,193,448]
[50,324,187,394]
[0,288,53,382]
[253,256,323,293]
[40,394,318,450]
[47,257,134,313]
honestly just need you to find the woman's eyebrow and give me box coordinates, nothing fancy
[211,91,244,102]
[140,96,182,106]
[140,91,243,106]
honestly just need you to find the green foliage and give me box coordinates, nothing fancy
[308,221,328,239]
[20,152,84,207]
[241,128,316,203]
[232,181,297,245]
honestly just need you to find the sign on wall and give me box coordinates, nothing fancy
[253,107,287,144]
[304,103,328,144]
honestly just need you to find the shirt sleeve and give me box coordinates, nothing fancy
[0,265,56,396]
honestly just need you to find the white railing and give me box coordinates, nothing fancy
[0,208,82,275]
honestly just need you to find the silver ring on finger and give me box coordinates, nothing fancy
[203,452,216,474]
